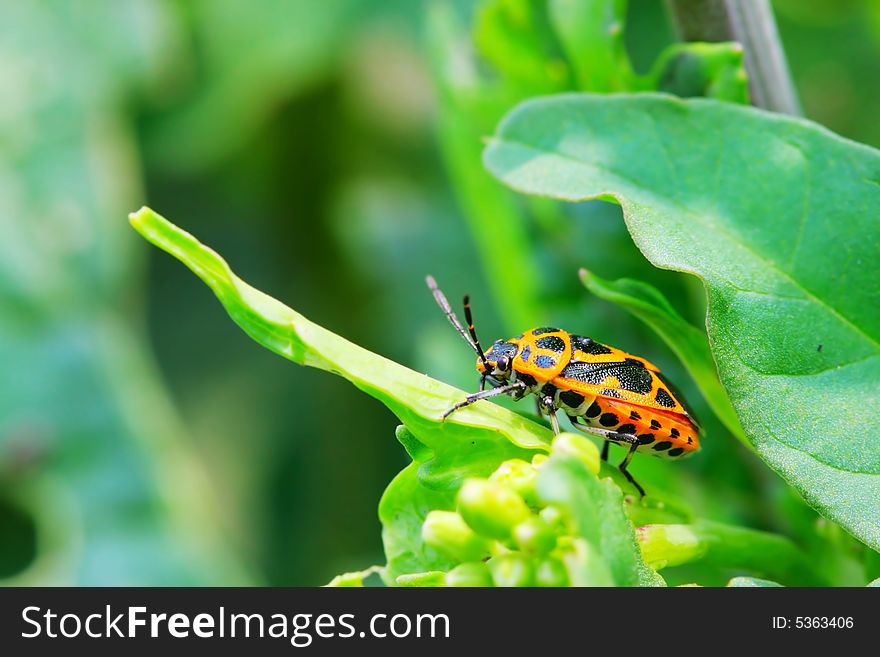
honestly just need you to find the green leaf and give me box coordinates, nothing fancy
[130,207,552,583]
[324,565,384,587]
[484,93,880,551]
[537,454,665,586]
[579,268,744,439]
[129,207,550,489]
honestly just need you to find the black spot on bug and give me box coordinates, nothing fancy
[517,373,537,387]
[650,419,662,430]
[670,427,680,438]
[637,433,655,445]
[616,423,636,435]
[585,401,601,418]
[655,388,675,408]
[599,413,619,427]
[687,436,693,444]
[570,335,612,355]
[560,390,584,408]
[535,355,556,369]
[668,447,684,457]
[540,383,558,399]
[652,441,672,451]
[559,360,653,394]
[520,345,531,363]
[535,335,566,353]
[532,327,560,335]
[600,388,621,398]
[629,410,641,421]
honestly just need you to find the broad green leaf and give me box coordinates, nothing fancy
[579,268,744,439]
[537,454,665,586]
[484,93,880,551]
[129,207,551,486]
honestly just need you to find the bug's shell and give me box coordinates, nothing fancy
[478,327,700,458]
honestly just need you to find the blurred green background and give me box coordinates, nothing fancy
[2,0,879,586]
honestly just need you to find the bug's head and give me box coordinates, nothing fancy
[477,339,518,385]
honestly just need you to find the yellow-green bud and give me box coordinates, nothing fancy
[422,511,490,562]
[539,505,568,533]
[457,478,532,540]
[445,561,493,587]
[489,459,539,507]
[489,554,534,587]
[551,432,600,474]
[513,516,557,556]
[534,557,569,587]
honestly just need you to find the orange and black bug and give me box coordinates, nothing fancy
[427,275,701,496]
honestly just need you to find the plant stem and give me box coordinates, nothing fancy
[637,520,825,586]
[664,0,801,116]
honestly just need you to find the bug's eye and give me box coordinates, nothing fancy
[496,356,510,372]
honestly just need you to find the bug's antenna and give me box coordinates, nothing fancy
[462,295,488,368]
[426,275,488,367]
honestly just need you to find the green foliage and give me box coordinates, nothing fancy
[0,0,245,585]
[428,0,748,330]
[484,93,880,551]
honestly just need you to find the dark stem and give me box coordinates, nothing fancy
[664,0,801,116]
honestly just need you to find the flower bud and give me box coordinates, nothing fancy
[457,478,532,540]
[489,554,534,587]
[513,516,557,556]
[422,510,490,563]
[489,459,539,507]
[551,432,600,474]
[539,505,568,533]
[534,557,570,587]
[445,561,493,587]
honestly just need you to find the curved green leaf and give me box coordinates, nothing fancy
[129,207,551,493]
[484,93,880,550]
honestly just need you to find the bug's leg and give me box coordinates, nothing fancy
[568,415,609,459]
[564,417,646,496]
[617,437,645,498]
[442,382,526,419]
[479,374,487,392]
[548,410,561,436]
